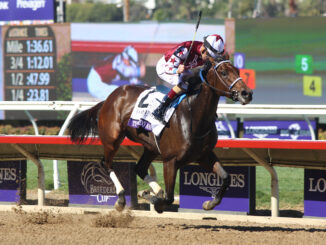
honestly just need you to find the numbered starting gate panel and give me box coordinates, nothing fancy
[296,55,313,74]
[239,69,256,89]
[303,75,322,97]
[234,52,246,69]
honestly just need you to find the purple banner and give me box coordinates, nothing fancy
[0,0,54,24]
[179,165,255,213]
[0,25,3,119]
[215,119,238,139]
[0,160,26,203]
[67,161,137,207]
[243,120,317,139]
[304,169,326,217]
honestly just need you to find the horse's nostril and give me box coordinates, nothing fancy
[241,90,253,101]
[241,90,248,97]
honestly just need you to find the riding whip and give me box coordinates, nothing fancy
[183,10,202,65]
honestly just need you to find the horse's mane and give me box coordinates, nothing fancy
[182,52,231,92]
[214,52,230,62]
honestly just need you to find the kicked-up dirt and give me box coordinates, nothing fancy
[0,205,325,245]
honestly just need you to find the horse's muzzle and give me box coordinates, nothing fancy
[238,89,253,105]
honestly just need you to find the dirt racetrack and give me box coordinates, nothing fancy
[0,205,325,245]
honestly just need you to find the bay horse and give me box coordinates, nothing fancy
[68,56,253,213]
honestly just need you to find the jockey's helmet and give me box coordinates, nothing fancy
[203,34,224,58]
[122,45,138,65]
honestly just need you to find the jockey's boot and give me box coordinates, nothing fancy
[152,94,173,123]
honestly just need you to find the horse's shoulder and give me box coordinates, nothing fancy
[118,84,148,93]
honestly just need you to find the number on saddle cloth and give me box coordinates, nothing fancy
[155,85,186,108]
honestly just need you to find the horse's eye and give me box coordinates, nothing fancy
[221,71,227,77]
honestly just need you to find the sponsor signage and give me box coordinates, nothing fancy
[215,119,239,139]
[304,169,326,217]
[0,25,3,119]
[0,0,54,24]
[0,160,26,203]
[243,120,317,139]
[179,165,255,214]
[67,161,137,208]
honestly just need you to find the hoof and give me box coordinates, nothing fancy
[150,196,165,214]
[137,190,151,199]
[114,201,125,212]
[202,197,221,211]
[114,190,126,212]
[156,189,165,199]
[203,200,214,211]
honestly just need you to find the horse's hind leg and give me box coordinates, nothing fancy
[135,148,164,198]
[198,152,230,210]
[101,135,127,212]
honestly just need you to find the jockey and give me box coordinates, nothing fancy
[153,34,225,122]
[87,45,146,100]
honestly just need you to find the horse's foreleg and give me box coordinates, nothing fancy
[199,152,230,211]
[136,149,163,198]
[151,158,177,213]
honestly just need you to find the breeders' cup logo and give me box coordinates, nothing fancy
[280,123,311,140]
[288,123,300,140]
[215,121,230,139]
[81,162,116,202]
[183,171,245,197]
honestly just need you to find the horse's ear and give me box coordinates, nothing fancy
[223,52,230,60]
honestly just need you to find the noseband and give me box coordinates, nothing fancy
[199,60,243,101]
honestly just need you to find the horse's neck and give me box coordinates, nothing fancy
[189,85,219,128]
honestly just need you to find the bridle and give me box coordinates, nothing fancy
[199,60,243,101]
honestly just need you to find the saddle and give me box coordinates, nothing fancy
[127,86,186,136]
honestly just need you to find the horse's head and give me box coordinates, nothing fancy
[201,55,253,105]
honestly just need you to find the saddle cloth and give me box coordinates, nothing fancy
[127,87,184,136]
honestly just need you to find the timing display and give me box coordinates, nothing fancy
[4,25,57,101]
[26,40,54,53]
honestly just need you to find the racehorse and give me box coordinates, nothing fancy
[68,56,253,213]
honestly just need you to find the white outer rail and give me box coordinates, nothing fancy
[218,104,326,115]
[1,101,324,138]
[1,101,326,216]
[2,101,326,114]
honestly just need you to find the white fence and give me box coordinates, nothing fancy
[1,101,326,136]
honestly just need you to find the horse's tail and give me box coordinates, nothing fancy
[68,101,104,144]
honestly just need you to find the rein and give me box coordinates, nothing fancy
[199,60,243,101]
